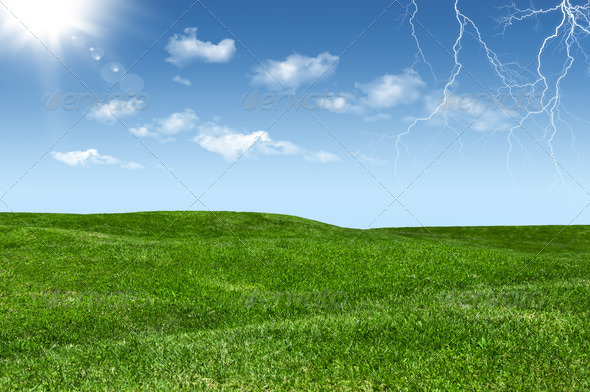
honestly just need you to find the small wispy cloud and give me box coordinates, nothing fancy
[172,75,191,86]
[251,52,338,91]
[413,90,516,133]
[130,108,199,140]
[304,151,341,163]
[86,97,146,124]
[52,149,143,169]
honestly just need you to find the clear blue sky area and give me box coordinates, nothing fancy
[1,0,589,228]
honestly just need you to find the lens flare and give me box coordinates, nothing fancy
[0,0,108,51]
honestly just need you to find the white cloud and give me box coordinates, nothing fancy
[192,121,338,163]
[130,109,199,140]
[52,149,142,169]
[470,108,513,133]
[251,52,339,90]
[155,109,199,134]
[304,151,341,163]
[257,139,301,156]
[322,69,426,122]
[130,125,159,138]
[172,75,191,86]
[86,97,146,124]
[165,27,236,66]
[193,125,269,161]
[121,162,144,170]
[412,90,515,132]
[355,69,426,109]
[52,149,116,166]
[317,94,349,112]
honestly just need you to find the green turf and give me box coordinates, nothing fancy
[0,211,588,391]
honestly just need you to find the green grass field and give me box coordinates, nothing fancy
[1,211,589,391]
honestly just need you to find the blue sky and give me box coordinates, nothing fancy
[1,0,589,228]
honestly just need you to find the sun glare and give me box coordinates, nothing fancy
[0,0,102,50]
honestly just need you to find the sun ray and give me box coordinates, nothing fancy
[0,0,109,52]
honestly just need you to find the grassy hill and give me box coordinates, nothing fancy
[1,212,589,390]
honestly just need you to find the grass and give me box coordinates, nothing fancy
[0,211,589,391]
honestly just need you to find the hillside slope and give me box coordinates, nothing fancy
[1,212,589,390]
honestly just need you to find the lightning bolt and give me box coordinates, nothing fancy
[408,0,437,81]
[395,0,588,193]
[394,0,464,187]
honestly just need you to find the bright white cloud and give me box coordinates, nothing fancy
[355,69,426,109]
[193,125,269,161]
[155,109,199,134]
[165,27,236,66]
[52,149,142,169]
[87,97,146,124]
[172,75,191,86]
[251,52,339,90]
[130,109,199,140]
[52,149,116,166]
[192,122,338,163]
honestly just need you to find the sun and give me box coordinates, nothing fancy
[0,0,104,50]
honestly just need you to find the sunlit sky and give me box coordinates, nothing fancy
[1,0,589,228]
